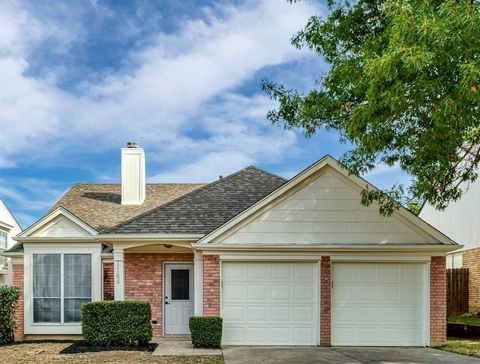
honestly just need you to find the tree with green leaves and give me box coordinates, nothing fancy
[263,0,480,215]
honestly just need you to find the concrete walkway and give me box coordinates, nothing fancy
[222,346,480,364]
[152,337,222,357]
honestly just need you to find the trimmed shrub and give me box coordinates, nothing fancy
[82,301,152,346]
[0,286,20,345]
[189,316,222,348]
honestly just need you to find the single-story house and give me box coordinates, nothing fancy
[3,142,458,346]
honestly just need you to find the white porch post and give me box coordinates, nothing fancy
[113,247,125,301]
[193,250,203,316]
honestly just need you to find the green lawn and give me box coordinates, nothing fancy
[448,315,480,325]
[435,339,480,358]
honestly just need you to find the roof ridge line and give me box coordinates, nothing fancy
[245,166,286,181]
[70,182,206,185]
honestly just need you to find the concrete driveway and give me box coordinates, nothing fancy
[222,346,480,364]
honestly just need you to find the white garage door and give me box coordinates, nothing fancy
[332,263,428,346]
[222,262,319,345]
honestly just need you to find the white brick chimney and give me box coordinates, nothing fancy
[121,141,145,205]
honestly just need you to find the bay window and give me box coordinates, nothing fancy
[33,253,92,324]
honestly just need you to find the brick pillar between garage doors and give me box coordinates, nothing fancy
[203,255,220,316]
[320,257,331,346]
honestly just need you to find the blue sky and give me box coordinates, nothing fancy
[0,0,410,228]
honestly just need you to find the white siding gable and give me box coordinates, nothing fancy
[31,215,92,237]
[219,168,433,246]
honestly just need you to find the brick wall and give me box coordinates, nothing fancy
[124,253,193,336]
[462,248,480,312]
[320,257,331,346]
[203,255,220,316]
[430,256,447,345]
[103,263,114,301]
[12,263,24,339]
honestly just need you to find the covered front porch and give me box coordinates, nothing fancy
[105,240,206,336]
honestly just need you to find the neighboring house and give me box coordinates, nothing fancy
[2,142,458,347]
[420,178,480,312]
[0,198,22,286]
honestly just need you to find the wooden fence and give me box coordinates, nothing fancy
[447,268,469,316]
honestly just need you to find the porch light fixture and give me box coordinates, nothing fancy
[163,244,173,249]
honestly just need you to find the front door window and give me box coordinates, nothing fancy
[171,269,190,300]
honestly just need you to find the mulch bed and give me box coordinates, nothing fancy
[59,341,158,354]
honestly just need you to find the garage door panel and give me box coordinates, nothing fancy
[271,263,291,279]
[223,327,244,343]
[332,263,427,346]
[247,285,269,300]
[294,306,315,321]
[294,285,315,301]
[271,285,290,300]
[294,264,315,280]
[222,262,319,346]
[222,306,245,321]
[271,306,291,320]
[353,286,377,301]
[377,286,401,302]
[247,265,269,279]
[223,284,245,300]
[247,306,268,321]
[401,285,424,303]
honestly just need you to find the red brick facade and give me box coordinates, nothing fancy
[462,248,480,312]
[430,256,447,345]
[124,253,193,336]
[320,257,331,346]
[12,263,24,339]
[203,255,220,316]
[103,263,114,301]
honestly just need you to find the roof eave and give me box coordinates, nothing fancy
[195,244,461,253]
[0,221,14,231]
[96,233,204,242]
[14,237,96,243]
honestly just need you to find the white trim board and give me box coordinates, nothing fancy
[18,207,98,239]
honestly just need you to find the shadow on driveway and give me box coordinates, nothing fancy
[222,346,480,364]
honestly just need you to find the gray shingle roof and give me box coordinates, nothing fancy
[4,242,23,253]
[107,166,286,235]
[51,183,205,233]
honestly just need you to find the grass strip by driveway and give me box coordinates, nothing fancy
[435,339,480,358]
[0,341,224,364]
[448,315,480,325]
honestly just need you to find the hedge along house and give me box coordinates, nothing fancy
[2,142,458,346]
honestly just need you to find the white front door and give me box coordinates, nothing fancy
[164,263,194,335]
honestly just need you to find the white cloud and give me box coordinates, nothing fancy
[0,0,318,170]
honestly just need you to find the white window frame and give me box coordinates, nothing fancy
[24,243,102,335]
[32,253,93,325]
[0,231,7,268]
[0,230,7,250]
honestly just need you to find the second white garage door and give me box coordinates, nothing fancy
[332,262,428,346]
[222,262,319,345]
